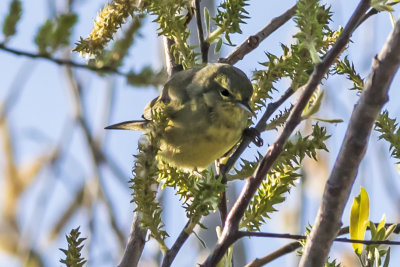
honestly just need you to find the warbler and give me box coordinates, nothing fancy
[106,63,254,170]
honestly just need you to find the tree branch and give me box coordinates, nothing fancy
[163,37,183,76]
[201,1,371,266]
[215,160,228,226]
[194,0,209,63]
[245,242,300,267]
[0,43,126,74]
[244,223,400,267]
[117,213,147,267]
[299,5,400,267]
[161,220,194,267]
[219,4,297,65]
[238,231,400,245]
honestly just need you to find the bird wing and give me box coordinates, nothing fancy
[143,68,199,121]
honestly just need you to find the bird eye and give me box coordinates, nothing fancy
[220,89,230,97]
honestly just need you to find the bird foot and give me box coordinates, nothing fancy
[243,128,263,147]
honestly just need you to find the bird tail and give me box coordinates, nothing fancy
[105,120,148,131]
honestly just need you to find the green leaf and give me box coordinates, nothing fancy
[216,226,233,267]
[350,187,370,255]
[59,227,87,267]
[265,107,292,131]
[374,247,381,267]
[301,89,324,120]
[34,20,54,54]
[377,215,386,231]
[215,37,223,53]
[383,247,391,267]
[333,56,364,91]
[34,13,77,54]
[375,215,387,241]
[375,111,400,162]
[312,118,343,124]
[370,221,377,237]
[384,224,396,239]
[371,0,396,11]
[204,7,210,37]
[2,0,22,41]
[193,231,206,248]
[73,0,139,57]
[210,0,249,44]
[52,13,78,50]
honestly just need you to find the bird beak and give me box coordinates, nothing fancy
[105,120,143,131]
[236,100,256,117]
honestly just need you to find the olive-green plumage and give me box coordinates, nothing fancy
[106,63,254,170]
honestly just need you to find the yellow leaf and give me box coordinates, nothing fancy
[350,187,370,255]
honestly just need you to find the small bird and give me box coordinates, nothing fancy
[106,63,254,170]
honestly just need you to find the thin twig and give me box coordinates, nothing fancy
[238,231,400,245]
[245,228,353,267]
[0,43,126,75]
[245,242,300,267]
[194,0,209,63]
[163,37,183,77]
[201,1,371,265]
[357,7,379,28]
[219,4,297,65]
[215,160,228,227]
[218,4,378,67]
[161,220,194,267]
[244,223,400,267]
[300,3,400,266]
[218,187,228,227]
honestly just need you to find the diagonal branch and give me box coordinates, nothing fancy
[299,8,400,267]
[201,1,371,266]
[219,4,297,65]
[244,241,300,267]
[161,220,194,267]
[218,4,379,66]
[117,213,147,267]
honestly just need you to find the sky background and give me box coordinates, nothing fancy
[1,0,400,266]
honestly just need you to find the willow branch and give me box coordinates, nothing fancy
[201,1,371,265]
[161,220,194,267]
[117,213,147,267]
[194,0,209,63]
[0,43,130,75]
[163,37,183,76]
[299,5,400,267]
[244,223,400,267]
[238,231,400,245]
[219,4,297,65]
[244,242,300,267]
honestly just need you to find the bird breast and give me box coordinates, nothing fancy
[158,103,248,170]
